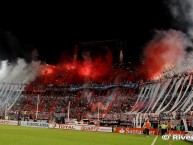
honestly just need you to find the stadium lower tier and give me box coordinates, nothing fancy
[0,75,193,119]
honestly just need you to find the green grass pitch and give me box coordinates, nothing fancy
[0,125,192,145]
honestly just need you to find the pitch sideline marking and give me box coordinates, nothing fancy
[151,135,158,145]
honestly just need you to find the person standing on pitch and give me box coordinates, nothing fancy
[144,120,151,137]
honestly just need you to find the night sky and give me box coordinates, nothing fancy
[0,1,175,64]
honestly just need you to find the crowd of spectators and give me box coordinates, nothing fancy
[0,71,192,131]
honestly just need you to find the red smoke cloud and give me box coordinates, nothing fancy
[36,48,115,84]
[139,30,187,80]
[36,46,136,85]
[32,30,188,85]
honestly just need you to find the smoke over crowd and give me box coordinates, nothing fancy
[139,30,191,80]
[1,0,193,85]
[169,0,193,39]
[138,0,193,80]
[0,59,40,84]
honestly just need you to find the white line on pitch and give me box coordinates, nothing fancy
[151,135,158,145]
